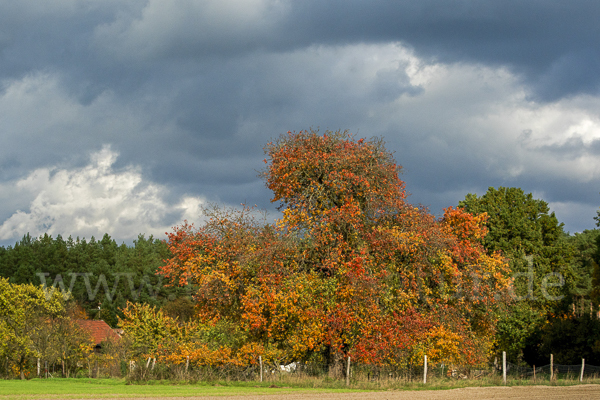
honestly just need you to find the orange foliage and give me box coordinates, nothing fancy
[157,130,511,368]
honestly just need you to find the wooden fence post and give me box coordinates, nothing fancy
[502,351,506,384]
[423,355,427,384]
[580,358,585,382]
[346,357,351,386]
[37,358,40,377]
[186,356,189,374]
[550,354,553,381]
[259,356,263,382]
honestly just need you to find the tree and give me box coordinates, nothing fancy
[459,187,576,361]
[524,313,600,366]
[591,203,600,304]
[118,302,188,360]
[0,233,175,328]
[118,301,221,377]
[160,130,511,372]
[0,278,65,379]
[43,315,95,378]
[567,230,600,304]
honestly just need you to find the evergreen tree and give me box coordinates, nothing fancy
[460,187,575,361]
[0,233,177,327]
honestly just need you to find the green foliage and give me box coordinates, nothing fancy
[0,278,67,378]
[524,314,600,366]
[494,306,545,361]
[459,187,577,300]
[118,302,185,359]
[459,187,576,362]
[0,233,176,327]
[566,230,600,303]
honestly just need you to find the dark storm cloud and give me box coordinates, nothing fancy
[281,1,600,101]
[536,136,600,160]
[0,0,599,243]
[4,1,598,99]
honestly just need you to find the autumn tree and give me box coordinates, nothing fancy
[119,300,247,375]
[119,302,187,360]
[0,278,65,379]
[160,130,511,372]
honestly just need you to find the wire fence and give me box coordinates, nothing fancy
[503,361,600,379]
[5,354,600,384]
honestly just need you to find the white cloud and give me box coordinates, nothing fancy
[0,146,206,241]
[365,55,600,183]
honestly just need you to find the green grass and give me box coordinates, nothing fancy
[2,375,600,399]
[0,378,361,399]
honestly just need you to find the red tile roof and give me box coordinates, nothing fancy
[75,320,121,346]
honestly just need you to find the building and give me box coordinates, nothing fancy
[75,320,121,351]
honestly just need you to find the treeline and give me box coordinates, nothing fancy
[1,194,599,369]
[0,233,194,327]
[2,131,600,377]
[461,187,600,365]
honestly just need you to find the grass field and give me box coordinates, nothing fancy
[0,378,362,399]
[2,376,600,399]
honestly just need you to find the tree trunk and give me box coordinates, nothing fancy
[327,347,344,379]
[19,355,25,380]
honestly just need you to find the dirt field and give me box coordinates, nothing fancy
[70,384,600,400]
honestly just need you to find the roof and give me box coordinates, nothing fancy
[75,320,121,346]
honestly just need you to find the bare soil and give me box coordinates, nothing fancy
[76,384,600,400]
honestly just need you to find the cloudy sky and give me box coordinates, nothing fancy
[1,0,599,245]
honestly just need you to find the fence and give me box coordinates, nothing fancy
[4,352,600,385]
[502,361,600,381]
